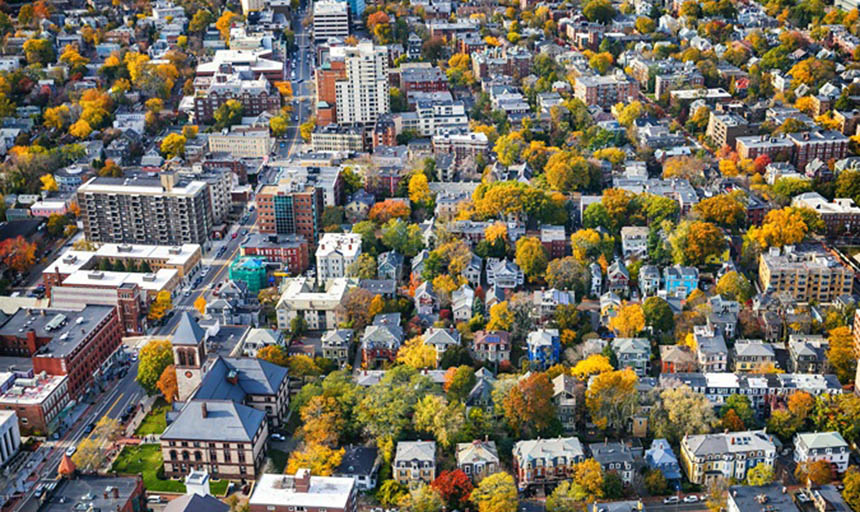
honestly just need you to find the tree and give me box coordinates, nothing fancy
[397,336,436,369]
[788,391,815,421]
[487,301,514,331]
[608,303,645,337]
[216,10,241,41]
[546,257,590,296]
[182,125,199,139]
[369,199,411,224]
[693,194,745,228]
[586,369,638,432]
[502,372,556,436]
[409,173,432,205]
[270,115,288,137]
[795,460,833,485]
[614,101,643,127]
[156,364,178,403]
[635,16,656,33]
[381,219,424,257]
[338,287,374,330]
[136,339,173,394]
[46,214,71,238]
[398,485,444,512]
[257,345,289,367]
[69,119,92,139]
[547,459,605,511]
[545,152,594,192]
[767,408,802,441]
[44,105,71,130]
[444,365,476,401]
[669,221,726,266]
[286,443,344,475]
[645,470,669,495]
[649,385,715,444]
[715,271,753,303]
[147,290,173,321]
[814,394,860,444]
[643,297,673,333]
[721,394,755,428]
[471,473,518,512]
[378,480,408,507]
[663,155,706,180]
[99,159,122,177]
[827,326,856,385]
[414,395,466,448]
[721,408,745,431]
[189,9,214,32]
[589,52,614,74]
[571,354,614,380]
[23,38,54,65]
[40,173,58,192]
[514,237,548,283]
[583,0,616,23]
[299,116,316,141]
[431,470,473,509]
[300,395,345,446]
[745,462,775,486]
[494,132,525,167]
[844,467,860,510]
[213,100,243,130]
[347,253,377,279]
[747,207,808,248]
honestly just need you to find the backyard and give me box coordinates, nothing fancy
[134,398,171,436]
[111,443,230,495]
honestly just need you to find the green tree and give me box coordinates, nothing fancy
[583,0,617,23]
[189,9,215,32]
[642,297,673,333]
[346,253,376,279]
[136,339,174,394]
[721,394,755,428]
[715,271,753,302]
[381,219,424,257]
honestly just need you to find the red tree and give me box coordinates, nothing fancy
[431,469,474,508]
[753,154,771,173]
[0,236,37,272]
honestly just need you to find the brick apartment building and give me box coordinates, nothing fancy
[0,371,69,435]
[787,130,850,171]
[240,233,310,274]
[574,74,637,107]
[256,184,324,244]
[315,59,347,126]
[194,65,282,124]
[398,67,448,98]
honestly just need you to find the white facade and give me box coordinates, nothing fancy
[336,42,390,124]
[240,0,264,14]
[316,233,363,282]
[794,431,850,474]
[313,1,350,41]
[0,411,21,466]
[276,278,350,330]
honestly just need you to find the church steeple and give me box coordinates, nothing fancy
[173,312,207,401]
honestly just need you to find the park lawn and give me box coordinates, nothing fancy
[134,398,171,436]
[112,443,232,495]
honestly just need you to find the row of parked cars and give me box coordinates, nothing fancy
[663,495,704,504]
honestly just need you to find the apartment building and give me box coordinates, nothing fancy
[396,98,469,137]
[77,174,212,246]
[249,470,357,512]
[240,234,310,274]
[573,74,637,107]
[196,49,284,83]
[316,232,362,281]
[208,125,274,158]
[787,130,849,171]
[654,72,705,98]
[681,430,776,485]
[0,371,69,435]
[706,112,754,149]
[275,278,350,330]
[794,431,850,474]
[194,67,281,123]
[311,124,366,153]
[316,58,347,126]
[471,46,532,80]
[335,42,390,124]
[759,245,854,303]
[0,411,20,466]
[399,66,448,100]
[736,134,795,162]
[432,131,489,167]
[313,0,349,42]
[256,182,324,244]
[512,437,586,490]
[792,192,860,236]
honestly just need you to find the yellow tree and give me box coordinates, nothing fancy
[182,125,199,139]
[147,290,173,321]
[571,354,613,380]
[397,336,436,369]
[216,10,241,41]
[40,174,58,192]
[43,104,71,129]
[484,222,508,243]
[145,97,163,113]
[586,368,639,431]
[514,236,548,283]
[487,301,514,331]
[286,443,345,475]
[68,119,92,139]
[748,207,808,248]
[470,473,518,512]
[156,364,178,403]
[827,326,856,385]
[194,296,207,316]
[408,173,432,205]
[608,303,645,337]
[160,133,186,159]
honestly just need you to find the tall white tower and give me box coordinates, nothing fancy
[335,41,390,124]
[172,312,208,402]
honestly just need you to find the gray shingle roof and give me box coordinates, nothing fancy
[161,400,265,442]
[173,312,206,346]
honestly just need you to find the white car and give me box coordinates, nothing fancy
[683,495,699,503]
[663,496,679,504]
[271,433,286,441]
[65,446,77,456]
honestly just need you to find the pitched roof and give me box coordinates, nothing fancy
[192,356,288,402]
[173,312,207,346]
[161,400,266,442]
[457,440,499,465]
[164,494,229,512]
[395,441,436,462]
[514,437,584,461]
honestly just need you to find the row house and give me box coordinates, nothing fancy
[513,437,586,490]
[681,430,776,485]
[590,442,636,485]
[789,334,829,373]
[733,340,779,372]
[553,374,578,433]
[456,440,499,483]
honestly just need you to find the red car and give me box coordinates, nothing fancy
[232,232,238,239]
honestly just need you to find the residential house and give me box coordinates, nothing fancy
[733,339,777,372]
[451,284,475,323]
[241,329,283,357]
[361,314,403,368]
[471,330,511,365]
[276,278,349,331]
[590,263,603,296]
[607,259,630,296]
[589,442,635,485]
[645,439,682,490]
[466,368,496,412]
[695,326,728,372]
[412,250,430,279]
[335,446,380,491]
[456,441,499,483]
[659,345,697,373]
[794,431,850,474]
[600,292,622,324]
[788,334,829,373]
[621,226,649,259]
[664,265,699,298]
[707,296,740,339]
[322,329,354,367]
[553,374,578,433]
[463,255,482,287]
[485,285,506,311]
[486,258,524,289]
[377,251,403,282]
[527,329,561,369]
[414,281,438,317]
[394,441,436,488]
[611,338,651,377]
[345,189,375,222]
[423,328,461,364]
[639,265,660,297]
[680,430,776,484]
[513,437,586,490]
[533,289,574,321]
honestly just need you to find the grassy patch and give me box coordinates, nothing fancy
[266,449,288,474]
[112,443,234,495]
[134,398,171,436]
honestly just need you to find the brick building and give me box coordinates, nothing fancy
[256,183,325,244]
[194,66,282,124]
[0,371,69,435]
[315,59,347,126]
[573,74,637,107]
[787,130,849,171]
[240,233,310,274]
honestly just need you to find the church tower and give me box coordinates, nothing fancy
[172,312,207,402]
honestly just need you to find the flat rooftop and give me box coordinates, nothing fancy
[250,473,354,510]
[61,268,178,292]
[95,243,201,266]
[0,372,67,405]
[0,305,115,358]
[43,251,95,275]
[41,475,141,512]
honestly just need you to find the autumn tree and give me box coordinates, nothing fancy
[194,296,207,316]
[570,229,614,264]
[649,385,716,444]
[583,0,616,23]
[369,199,411,223]
[408,172,432,205]
[827,326,856,385]
[286,443,344,475]
[643,297,674,333]
[571,354,614,380]
[136,339,174,394]
[487,301,514,331]
[663,155,706,180]
[715,271,753,303]
[397,336,437,369]
[502,372,556,436]
[747,207,809,248]
[414,395,466,448]
[545,151,595,192]
[494,132,525,167]
[514,236,548,283]
[397,484,444,512]
[586,368,639,432]
[337,287,374,330]
[669,221,726,266]
[546,257,590,296]
[443,365,476,401]
[347,253,377,279]
[156,365,178,403]
[431,470,474,509]
[608,303,645,337]
[470,473,518,512]
[300,395,345,446]
[147,290,173,321]
[216,10,241,41]
[745,462,775,486]
[160,133,186,159]
[257,345,289,367]
[546,459,605,510]
[795,460,833,485]
[0,236,37,272]
[693,194,746,228]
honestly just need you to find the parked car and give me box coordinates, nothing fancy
[84,423,96,434]
[663,497,679,504]
[271,433,285,441]
[65,446,76,456]
[683,496,699,503]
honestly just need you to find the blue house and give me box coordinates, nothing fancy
[526,328,560,369]
[645,439,682,490]
[663,265,699,298]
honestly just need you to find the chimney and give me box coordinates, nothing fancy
[200,402,207,418]
[295,468,311,493]
[160,172,176,192]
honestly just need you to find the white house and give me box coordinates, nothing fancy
[794,431,850,474]
[316,233,363,283]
